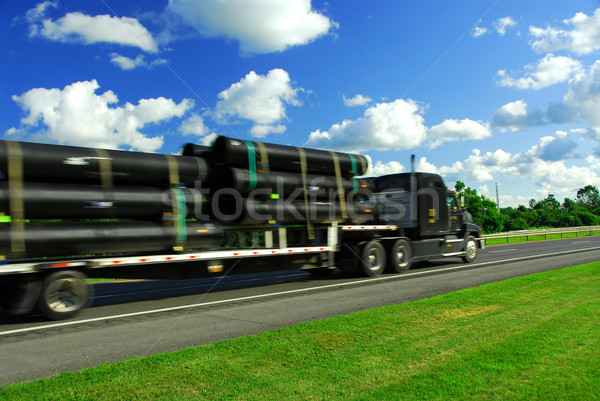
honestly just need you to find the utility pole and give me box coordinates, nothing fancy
[495,182,500,211]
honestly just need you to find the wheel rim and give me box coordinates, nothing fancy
[465,240,477,260]
[395,246,409,267]
[45,278,86,313]
[366,248,383,271]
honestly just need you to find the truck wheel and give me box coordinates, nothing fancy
[37,270,92,320]
[462,236,478,263]
[360,241,387,277]
[388,239,412,273]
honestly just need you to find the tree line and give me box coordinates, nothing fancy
[455,181,600,234]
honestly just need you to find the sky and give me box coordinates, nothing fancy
[3,0,600,208]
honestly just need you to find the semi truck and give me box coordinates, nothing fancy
[0,136,483,320]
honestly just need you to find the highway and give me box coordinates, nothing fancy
[1,236,600,386]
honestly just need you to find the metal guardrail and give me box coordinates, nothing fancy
[481,226,600,245]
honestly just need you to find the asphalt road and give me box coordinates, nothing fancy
[1,237,600,386]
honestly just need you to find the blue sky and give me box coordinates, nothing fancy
[3,0,600,207]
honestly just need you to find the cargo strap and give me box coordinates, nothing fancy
[166,155,186,251]
[95,149,113,189]
[6,141,25,254]
[298,147,315,240]
[244,140,258,191]
[330,152,348,219]
[256,141,270,172]
[95,148,115,219]
[349,154,359,194]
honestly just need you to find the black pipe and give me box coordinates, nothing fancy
[213,167,375,197]
[0,140,209,187]
[212,136,368,177]
[0,221,222,259]
[182,143,213,160]
[213,198,374,225]
[0,182,204,219]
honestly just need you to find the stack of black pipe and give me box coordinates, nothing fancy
[0,136,375,259]
[0,140,219,259]
[184,136,375,225]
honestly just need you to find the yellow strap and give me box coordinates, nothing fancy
[256,141,270,172]
[6,141,25,254]
[95,148,113,189]
[358,155,367,175]
[297,148,314,240]
[166,155,180,186]
[95,148,115,218]
[330,152,348,219]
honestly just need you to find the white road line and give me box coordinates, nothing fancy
[489,249,518,253]
[3,245,600,337]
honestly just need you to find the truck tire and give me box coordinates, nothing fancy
[462,236,478,263]
[360,241,387,277]
[388,239,412,273]
[36,270,92,320]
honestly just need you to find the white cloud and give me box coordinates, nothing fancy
[497,54,582,90]
[10,80,192,152]
[198,133,219,147]
[167,0,336,54]
[437,140,598,200]
[478,184,491,197]
[25,1,58,36]
[530,8,600,54]
[110,53,163,70]
[368,160,406,176]
[472,26,488,38]
[527,133,577,161]
[26,1,58,21]
[491,100,545,131]
[441,149,518,182]
[415,157,440,174]
[472,17,515,38]
[180,114,209,136]
[362,155,438,177]
[305,99,427,152]
[251,124,287,138]
[214,69,301,137]
[563,60,600,130]
[546,61,600,147]
[30,10,158,52]
[343,94,372,107]
[494,16,517,35]
[428,118,491,148]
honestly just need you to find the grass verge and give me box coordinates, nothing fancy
[1,263,599,400]
[485,229,600,245]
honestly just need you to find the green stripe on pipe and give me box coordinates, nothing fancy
[349,154,358,193]
[173,188,187,244]
[245,140,258,191]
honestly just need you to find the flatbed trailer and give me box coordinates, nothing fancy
[0,222,483,320]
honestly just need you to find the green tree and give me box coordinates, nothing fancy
[576,185,600,213]
[563,198,577,212]
[455,182,503,233]
[501,207,529,231]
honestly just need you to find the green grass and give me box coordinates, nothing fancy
[485,229,600,245]
[2,263,599,400]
